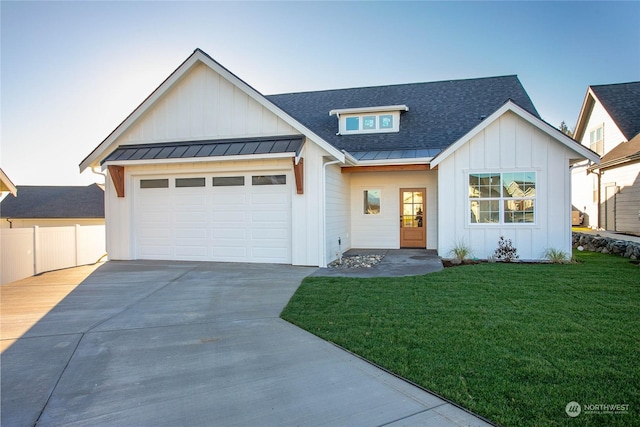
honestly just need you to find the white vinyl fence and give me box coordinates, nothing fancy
[1,225,106,285]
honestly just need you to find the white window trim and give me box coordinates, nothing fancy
[330,105,408,135]
[467,171,537,226]
[588,123,604,155]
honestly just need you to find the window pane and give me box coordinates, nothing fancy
[140,179,169,189]
[504,200,535,223]
[346,117,359,131]
[213,176,244,186]
[470,200,499,223]
[364,190,380,214]
[379,115,393,129]
[469,173,500,198]
[176,177,205,188]
[252,175,286,185]
[363,116,376,130]
[503,172,535,198]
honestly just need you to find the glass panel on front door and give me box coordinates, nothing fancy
[402,191,424,227]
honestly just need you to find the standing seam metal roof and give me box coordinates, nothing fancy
[102,136,304,164]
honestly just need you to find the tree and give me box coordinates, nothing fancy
[559,121,573,137]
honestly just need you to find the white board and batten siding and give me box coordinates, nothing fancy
[348,171,438,250]
[324,162,351,265]
[438,110,575,260]
[102,59,332,266]
[117,62,297,145]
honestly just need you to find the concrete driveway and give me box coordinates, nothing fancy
[1,261,491,427]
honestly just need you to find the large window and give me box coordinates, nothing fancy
[469,172,536,224]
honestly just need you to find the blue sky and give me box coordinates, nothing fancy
[2,1,639,185]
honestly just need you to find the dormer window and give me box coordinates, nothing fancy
[330,105,408,135]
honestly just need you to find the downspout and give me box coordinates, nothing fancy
[321,159,341,267]
[6,218,13,229]
[597,169,602,229]
[91,166,106,181]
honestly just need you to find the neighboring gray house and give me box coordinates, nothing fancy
[80,49,598,266]
[0,184,105,228]
[571,81,640,233]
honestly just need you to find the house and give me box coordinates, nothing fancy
[0,184,105,228]
[571,81,640,233]
[80,49,599,266]
[0,168,17,202]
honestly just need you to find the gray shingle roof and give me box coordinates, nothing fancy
[0,184,104,218]
[266,75,539,155]
[102,136,304,164]
[591,81,640,141]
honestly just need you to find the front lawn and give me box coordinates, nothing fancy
[281,251,639,426]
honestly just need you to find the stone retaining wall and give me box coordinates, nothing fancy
[572,232,640,260]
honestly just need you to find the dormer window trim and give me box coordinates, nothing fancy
[330,105,409,135]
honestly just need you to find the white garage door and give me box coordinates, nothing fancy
[133,173,291,263]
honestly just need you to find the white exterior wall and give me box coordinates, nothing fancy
[290,141,327,266]
[349,170,438,249]
[438,111,575,260]
[571,97,627,228]
[118,63,297,145]
[325,163,351,265]
[600,163,640,233]
[101,60,333,266]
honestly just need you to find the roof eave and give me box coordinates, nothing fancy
[0,168,17,196]
[102,152,299,169]
[80,49,344,172]
[431,100,601,168]
[347,157,434,166]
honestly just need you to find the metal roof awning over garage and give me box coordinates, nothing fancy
[101,135,304,165]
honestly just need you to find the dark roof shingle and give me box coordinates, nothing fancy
[266,75,539,154]
[591,81,640,141]
[0,184,104,218]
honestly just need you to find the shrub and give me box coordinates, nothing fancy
[544,248,570,263]
[494,236,519,262]
[448,240,473,262]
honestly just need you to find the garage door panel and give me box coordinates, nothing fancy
[211,210,247,221]
[251,228,288,239]
[212,247,247,259]
[251,211,288,223]
[213,228,247,239]
[175,245,208,259]
[251,247,288,262]
[134,173,291,263]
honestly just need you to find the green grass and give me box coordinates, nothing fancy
[281,251,639,426]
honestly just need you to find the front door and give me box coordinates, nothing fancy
[400,188,426,248]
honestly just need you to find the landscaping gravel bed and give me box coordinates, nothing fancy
[328,254,384,268]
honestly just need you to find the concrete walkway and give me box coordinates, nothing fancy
[312,249,444,277]
[1,260,490,427]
